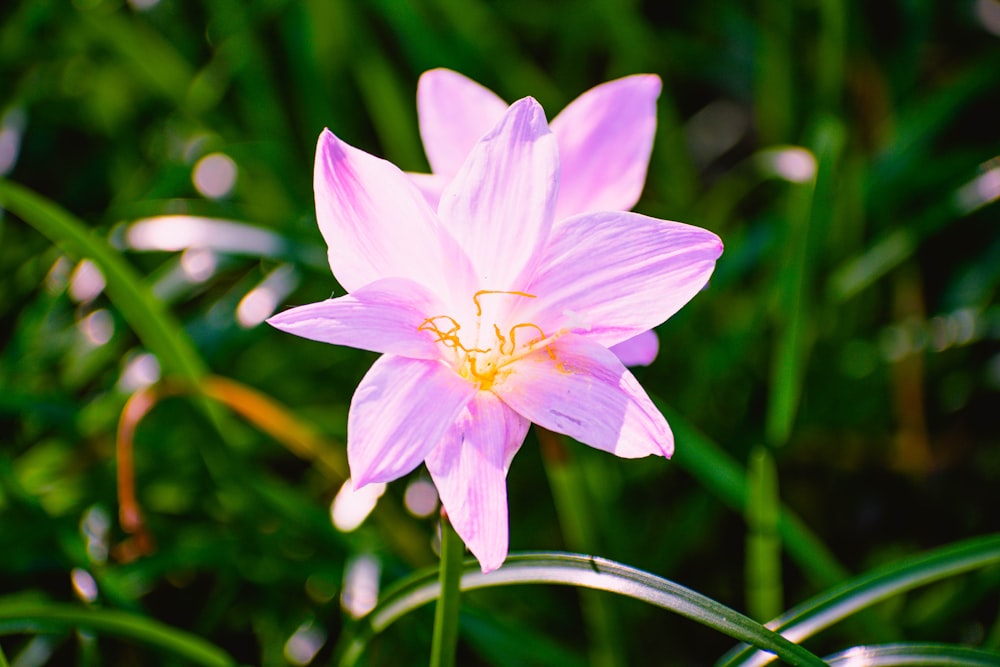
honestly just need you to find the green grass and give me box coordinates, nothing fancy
[1,0,998,665]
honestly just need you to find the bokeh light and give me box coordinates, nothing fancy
[340,554,380,619]
[330,478,386,532]
[192,152,237,199]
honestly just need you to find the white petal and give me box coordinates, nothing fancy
[417,68,509,177]
[438,97,558,289]
[348,356,476,486]
[551,74,662,219]
[519,212,722,348]
[494,334,672,459]
[426,393,528,572]
[266,277,446,360]
[314,129,473,296]
[609,330,660,367]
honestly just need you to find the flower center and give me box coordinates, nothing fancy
[418,290,557,391]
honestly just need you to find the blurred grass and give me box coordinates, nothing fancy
[1,0,999,665]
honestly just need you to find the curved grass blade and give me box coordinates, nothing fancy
[823,643,1000,666]
[0,179,206,385]
[718,533,1000,667]
[335,552,828,667]
[0,601,236,667]
[658,401,849,589]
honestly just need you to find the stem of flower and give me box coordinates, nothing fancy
[429,512,464,667]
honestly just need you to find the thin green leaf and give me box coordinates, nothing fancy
[459,607,589,667]
[823,642,1000,667]
[539,428,627,667]
[658,401,850,589]
[746,446,782,622]
[0,179,206,385]
[335,552,828,667]
[718,533,1000,667]
[829,164,1000,301]
[754,0,794,144]
[0,601,236,667]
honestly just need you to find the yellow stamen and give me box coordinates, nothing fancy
[418,290,568,391]
[507,322,546,352]
[472,290,536,317]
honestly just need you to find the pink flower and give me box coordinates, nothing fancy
[410,68,664,366]
[268,98,722,572]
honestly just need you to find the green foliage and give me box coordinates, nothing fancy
[1,0,998,665]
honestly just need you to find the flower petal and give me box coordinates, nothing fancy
[520,211,723,348]
[266,277,446,360]
[438,97,558,289]
[493,334,673,459]
[426,393,529,572]
[551,75,662,219]
[609,329,660,367]
[417,68,508,178]
[314,129,471,295]
[348,356,476,487]
[405,171,450,211]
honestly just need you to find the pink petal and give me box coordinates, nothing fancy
[609,329,660,367]
[425,393,529,572]
[417,68,508,178]
[493,334,673,459]
[520,211,723,349]
[438,97,558,289]
[348,356,476,487]
[314,129,471,295]
[551,75,662,220]
[266,277,445,360]
[405,171,450,211]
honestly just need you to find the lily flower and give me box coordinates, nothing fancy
[411,68,664,366]
[268,98,722,572]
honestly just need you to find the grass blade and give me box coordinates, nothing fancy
[746,446,782,622]
[823,642,1000,666]
[0,179,206,385]
[336,552,828,667]
[718,533,1000,666]
[0,601,236,667]
[658,401,850,589]
[538,428,627,667]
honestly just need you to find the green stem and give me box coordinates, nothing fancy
[745,446,782,621]
[0,640,9,667]
[429,514,464,667]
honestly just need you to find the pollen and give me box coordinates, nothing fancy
[417,290,560,391]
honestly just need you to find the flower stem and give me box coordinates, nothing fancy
[429,512,464,667]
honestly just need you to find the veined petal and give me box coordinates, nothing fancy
[493,334,673,459]
[417,68,508,178]
[314,129,470,294]
[405,171,450,211]
[520,211,723,348]
[438,97,558,289]
[348,356,476,487]
[425,393,528,572]
[610,329,660,367]
[551,74,662,220]
[266,277,445,360]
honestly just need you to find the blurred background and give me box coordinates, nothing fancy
[1,0,998,665]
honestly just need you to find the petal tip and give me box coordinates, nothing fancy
[478,558,504,574]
